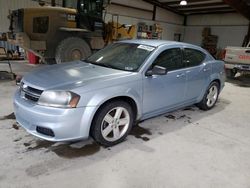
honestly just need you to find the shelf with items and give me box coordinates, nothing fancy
[201,27,218,56]
[137,23,163,39]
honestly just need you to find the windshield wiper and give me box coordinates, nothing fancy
[82,59,96,64]
[83,60,125,71]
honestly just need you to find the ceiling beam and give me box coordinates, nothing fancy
[189,10,237,15]
[179,7,234,13]
[223,0,250,20]
[163,0,211,6]
[174,2,229,9]
[143,0,184,15]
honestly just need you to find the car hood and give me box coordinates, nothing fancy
[22,61,133,91]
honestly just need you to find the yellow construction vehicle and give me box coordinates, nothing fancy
[105,21,136,44]
[7,0,136,64]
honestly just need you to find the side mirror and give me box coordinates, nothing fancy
[145,65,167,76]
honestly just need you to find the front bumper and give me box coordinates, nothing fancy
[13,90,96,142]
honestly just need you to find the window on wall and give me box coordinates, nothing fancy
[183,48,206,67]
[153,48,183,71]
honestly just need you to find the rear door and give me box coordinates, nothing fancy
[183,48,211,102]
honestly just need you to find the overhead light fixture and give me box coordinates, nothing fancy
[180,0,187,6]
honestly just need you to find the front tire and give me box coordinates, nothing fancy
[91,101,134,147]
[197,81,219,111]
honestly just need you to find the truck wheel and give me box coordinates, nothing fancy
[55,37,91,64]
[91,101,134,147]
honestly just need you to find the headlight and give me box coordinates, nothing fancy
[38,91,80,108]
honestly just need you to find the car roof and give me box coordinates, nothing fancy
[119,39,198,48]
[118,39,214,60]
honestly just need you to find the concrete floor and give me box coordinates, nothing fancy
[1,61,250,188]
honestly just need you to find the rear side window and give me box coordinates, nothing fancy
[153,48,183,71]
[183,48,206,67]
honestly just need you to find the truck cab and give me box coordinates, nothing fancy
[224,42,250,78]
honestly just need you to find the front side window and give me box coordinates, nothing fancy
[86,43,155,72]
[183,48,206,67]
[33,16,49,33]
[153,48,183,71]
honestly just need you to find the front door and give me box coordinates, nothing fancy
[143,48,186,117]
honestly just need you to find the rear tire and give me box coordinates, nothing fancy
[55,37,91,64]
[91,101,134,147]
[197,81,219,111]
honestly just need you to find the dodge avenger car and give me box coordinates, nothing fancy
[14,40,225,146]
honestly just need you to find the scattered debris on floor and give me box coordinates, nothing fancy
[48,143,101,158]
[183,107,196,111]
[23,140,101,159]
[0,112,16,120]
[26,140,54,151]
[24,142,31,147]
[184,119,192,124]
[177,114,192,120]
[165,114,176,119]
[12,123,19,130]
[130,124,152,141]
[13,137,22,142]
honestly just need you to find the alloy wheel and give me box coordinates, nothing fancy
[101,107,130,142]
[206,85,218,107]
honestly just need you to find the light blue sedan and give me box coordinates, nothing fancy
[14,40,225,146]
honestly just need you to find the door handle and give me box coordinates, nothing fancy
[176,73,185,78]
[245,50,250,53]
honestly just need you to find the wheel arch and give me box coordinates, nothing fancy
[89,95,140,136]
[211,79,221,90]
[197,75,222,103]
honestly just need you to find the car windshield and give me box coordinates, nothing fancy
[85,43,155,72]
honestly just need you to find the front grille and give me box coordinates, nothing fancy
[24,93,39,102]
[36,126,55,137]
[21,82,43,102]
